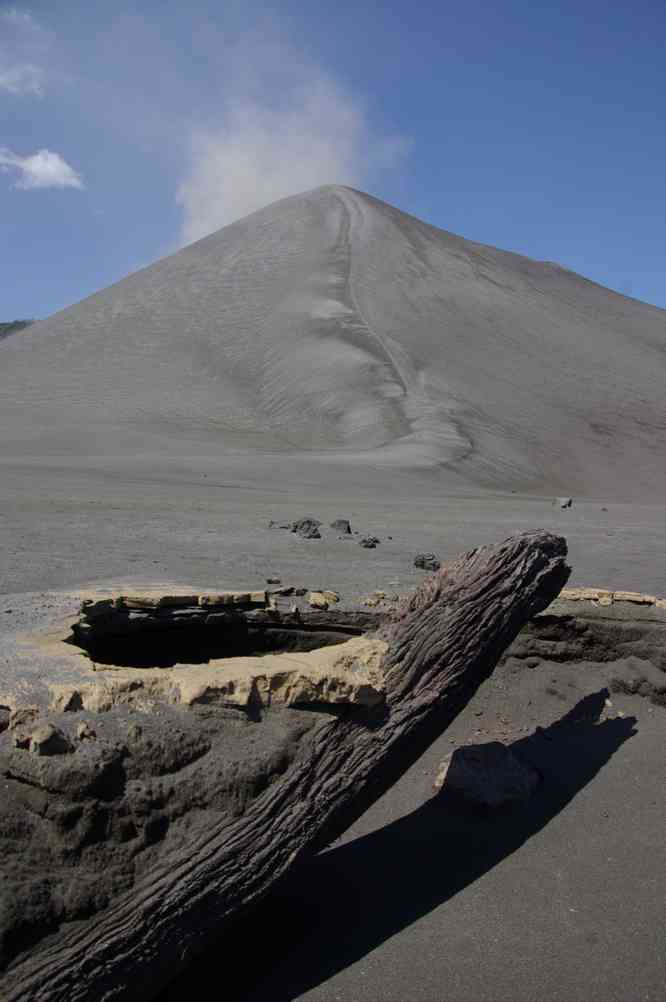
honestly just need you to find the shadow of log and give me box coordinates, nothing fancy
[158,690,636,1002]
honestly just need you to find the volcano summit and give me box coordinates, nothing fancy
[2,185,665,497]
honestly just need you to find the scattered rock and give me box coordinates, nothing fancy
[76,721,97,741]
[8,706,40,732]
[127,722,143,743]
[266,577,281,584]
[117,593,199,610]
[554,497,573,509]
[558,586,614,605]
[525,657,541,669]
[330,518,352,534]
[359,536,380,549]
[293,587,308,597]
[414,553,441,571]
[361,590,401,608]
[199,591,266,607]
[29,724,74,757]
[307,590,339,609]
[613,590,656,605]
[435,742,540,806]
[268,520,291,529]
[291,518,322,539]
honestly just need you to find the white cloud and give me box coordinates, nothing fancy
[0,8,48,96]
[0,147,84,189]
[1,8,37,25]
[177,66,409,245]
[0,10,408,238]
[0,62,44,95]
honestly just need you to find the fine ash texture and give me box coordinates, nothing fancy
[1,185,665,498]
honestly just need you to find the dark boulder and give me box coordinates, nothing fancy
[330,519,352,534]
[291,518,322,539]
[435,742,540,807]
[554,497,573,509]
[414,553,441,571]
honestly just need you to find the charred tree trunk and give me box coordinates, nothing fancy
[1,531,569,1001]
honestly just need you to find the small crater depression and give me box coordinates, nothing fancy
[67,622,356,669]
[64,592,371,670]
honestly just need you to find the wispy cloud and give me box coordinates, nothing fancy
[1,7,35,23]
[0,8,49,96]
[0,62,43,95]
[0,9,408,237]
[0,147,84,189]
[176,41,409,245]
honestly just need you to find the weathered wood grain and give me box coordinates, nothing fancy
[1,531,568,1001]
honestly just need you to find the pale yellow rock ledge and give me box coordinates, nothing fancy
[556,587,664,607]
[49,636,388,715]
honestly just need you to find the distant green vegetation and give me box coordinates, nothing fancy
[0,320,34,340]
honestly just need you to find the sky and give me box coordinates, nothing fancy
[1,0,665,319]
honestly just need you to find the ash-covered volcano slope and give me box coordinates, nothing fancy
[2,185,665,496]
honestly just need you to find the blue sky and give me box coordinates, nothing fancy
[1,0,665,318]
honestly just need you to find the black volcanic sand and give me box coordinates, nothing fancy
[156,650,665,1002]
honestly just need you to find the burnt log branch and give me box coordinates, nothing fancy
[1,531,569,1001]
